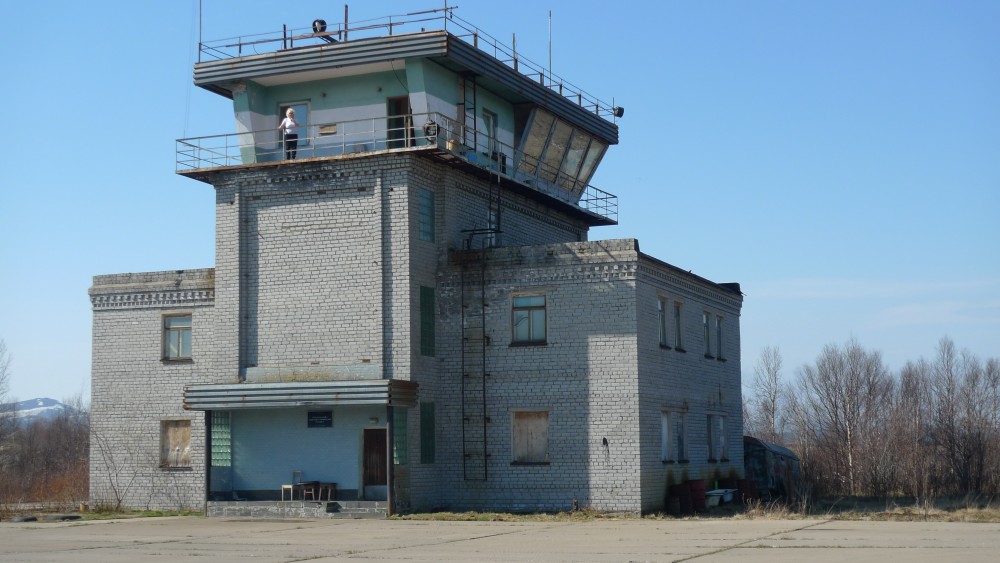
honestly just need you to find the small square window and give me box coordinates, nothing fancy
[163,315,192,360]
[512,295,546,344]
[160,419,192,468]
[512,411,549,464]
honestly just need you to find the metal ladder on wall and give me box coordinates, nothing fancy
[458,71,503,481]
[460,237,490,482]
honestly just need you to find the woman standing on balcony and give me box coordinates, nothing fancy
[278,108,299,160]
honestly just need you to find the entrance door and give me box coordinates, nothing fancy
[386,96,412,149]
[363,428,387,498]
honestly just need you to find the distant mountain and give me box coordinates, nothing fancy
[2,398,71,425]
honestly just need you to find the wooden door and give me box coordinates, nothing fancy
[363,428,387,487]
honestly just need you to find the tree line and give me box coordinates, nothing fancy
[0,340,90,510]
[744,337,1000,501]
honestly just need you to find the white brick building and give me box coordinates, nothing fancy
[90,10,743,515]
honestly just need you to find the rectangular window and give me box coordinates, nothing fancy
[703,312,713,358]
[420,402,435,464]
[417,187,435,242]
[660,411,673,461]
[512,295,546,344]
[164,315,192,360]
[393,407,408,465]
[673,302,684,350]
[420,286,435,357]
[675,412,688,462]
[210,412,231,468]
[716,315,724,360]
[657,298,669,348]
[708,415,728,461]
[512,411,549,464]
[160,420,192,468]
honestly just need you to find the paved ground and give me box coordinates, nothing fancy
[1,516,998,562]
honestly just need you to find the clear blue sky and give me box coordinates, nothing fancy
[0,1,997,401]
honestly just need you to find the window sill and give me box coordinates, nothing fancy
[511,461,550,466]
[659,344,672,350]
[662,460,675,465]
[704,353,716,360]
[159,466,193,472]
[161,358,193,364]
[675,348,687,354]
[716,357,727,363]
[678,459,690,464]
[509,341,547,348]
[707,458,718,464]
[720,457,730,463]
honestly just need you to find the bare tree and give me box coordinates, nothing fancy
[0,340,13,447]
[929,338,1000,496]
[793,338,893,496]
[749,346,785,444]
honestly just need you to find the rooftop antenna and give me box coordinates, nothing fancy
[548,10,552,86]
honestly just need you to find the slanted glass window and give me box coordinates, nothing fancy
[512,295,546,344]
[420,402,435,464]
[160,419,192,468]
[393,407,408,465]
[420,286,435,357]
[657,298,669,348]
[164,315,192,360]
[512,411,549,464]
[417,188,435,242]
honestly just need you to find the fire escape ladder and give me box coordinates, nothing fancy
[460,242,489,481]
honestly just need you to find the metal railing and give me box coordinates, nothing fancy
[176,112,617,223]
[197,6,620,123]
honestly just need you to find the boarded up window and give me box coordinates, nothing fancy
[512,411,549,464]
[161,420,191,468]
[420,402,435,464]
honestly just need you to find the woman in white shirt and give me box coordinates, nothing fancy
[278,108,299,159]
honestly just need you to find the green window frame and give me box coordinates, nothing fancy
[512,295,546,344]
[210,411,232,468]
[164,315,192,360]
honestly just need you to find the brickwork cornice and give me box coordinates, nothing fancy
[90,289,215,311]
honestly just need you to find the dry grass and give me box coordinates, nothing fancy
[398,497,1000,523]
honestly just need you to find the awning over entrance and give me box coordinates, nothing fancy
[183,379,418,410]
